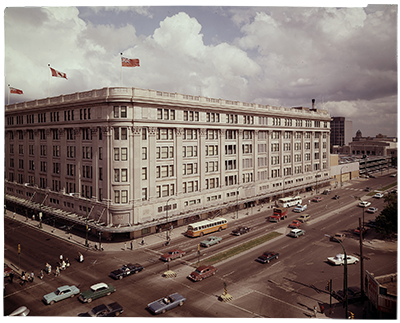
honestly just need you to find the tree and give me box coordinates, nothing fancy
[375,193,397,237]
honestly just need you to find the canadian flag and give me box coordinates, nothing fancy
[121,57,140,67]
[50,67,67,79]
[10,87,23,94]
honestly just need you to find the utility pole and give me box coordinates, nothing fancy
[359,217,365,301]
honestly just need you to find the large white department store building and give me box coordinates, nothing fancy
[5,87,331,239]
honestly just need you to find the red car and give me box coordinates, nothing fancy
[354,227,368,236]
[288,220,301,228]
[187,265,217,282]
[312,196,323,202]
[160,249,186,262]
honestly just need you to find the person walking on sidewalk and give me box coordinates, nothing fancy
[30,271,34,283]
[39,269,44,280]
[9,271,14,283]
[100,243,104,251]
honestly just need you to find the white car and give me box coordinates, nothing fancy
[293,204,307,213]
[366,207,378,213]
[373,193,384,198]
[327,254,359,266]
[358,201,371,208]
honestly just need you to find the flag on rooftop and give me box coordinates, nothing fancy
[50,67,67,79]
[121,56,140,67]
[10,87,23,94]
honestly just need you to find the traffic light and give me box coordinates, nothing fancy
[325,280,330,291]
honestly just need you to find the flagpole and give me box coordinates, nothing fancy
[7,84,10,105]
[120,53,123,87]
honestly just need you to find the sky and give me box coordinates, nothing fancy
[3,1,398,138]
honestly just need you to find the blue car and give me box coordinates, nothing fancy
[147,293,186,314]
[43,285,80,305]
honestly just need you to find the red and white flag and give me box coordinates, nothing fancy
[50,67,68,79]
[121,57,140,67]
[10,87,23,94]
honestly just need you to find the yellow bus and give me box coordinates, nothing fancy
[186,217,228,237]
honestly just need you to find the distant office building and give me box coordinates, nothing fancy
[330,117,352,146]
[5,87,331,239]
[350,130,397,157]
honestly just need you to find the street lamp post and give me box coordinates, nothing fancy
[236,186,242,219]
[325,234,348,319]
[166,197,175,241]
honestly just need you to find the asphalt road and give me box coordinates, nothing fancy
[4,172,397,317]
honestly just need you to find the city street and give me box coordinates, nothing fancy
[4,172,397,317]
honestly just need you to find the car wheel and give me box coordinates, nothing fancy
[218,227,222,232]
[200,232,204,237]
[107,292,111,296]
[115,311,120,317]
[50,300,55,305]
[276,255,279,259]
[213,272,216,275]
[162,309,166,314]
[179,301,184,306]
[168,258,171,262]
[180,254,182,258]
[70,294,75,298]
[119,276,123,280]
[267,260,270,263]
[87,298,92,303]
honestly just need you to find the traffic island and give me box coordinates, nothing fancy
[163,270,177,278]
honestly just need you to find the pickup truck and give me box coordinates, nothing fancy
[269,207,288,222]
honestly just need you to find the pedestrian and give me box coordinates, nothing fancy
[320,304,324,314]
[30,271,34,283]
[95,242,98,250]
[55,266,60,277]
[32,214,35,221]
[314,306,317,317]
[20,272,26,286]
[130,241,133,250]
[124,242,127,250]
[66,258,70,267]
[39,269,44,280]
[325,204,328,209]
[141,238,145,245]
[78,252,84,263]
[9,271,14,283]
[100,243,104,251]
[60,254,63,262]
[309,200,311,204]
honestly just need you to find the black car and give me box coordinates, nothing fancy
[332,195,340,200]
[110,263,144,280]
[334,286,363,304]
[256,252,279,264]
[232,226,251,236]
[79,302,123,317]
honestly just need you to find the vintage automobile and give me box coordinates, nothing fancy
[147,293,186,314]
[312,196,323,202]
[330,233,345,242]
[358,201,371,208]
[327,254,359,266]
[78,302,124,317]
[366,207,378,213]
[332,195,340,200]
[160,249,186,262]
[110,263,144,280]
[8,306,30,316]
[231,226,251,236]
[288,220,302,228]
[43,285,80,305]
[288,229,306,238]
[373,193,384,198]
[4,263,13,278]
[200,236,222,247]
[78,282,115,303]
[354,227,368,235]
[296,214,310,223]
[293,204,307,213]
[187,265,217,282]
[256,251,279,264]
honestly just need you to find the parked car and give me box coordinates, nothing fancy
[4,263,13,278]
[354,227,368,236]
[327,254,359,266]
[390,173,396,177]
[334,286,363,303]
[312,197,323,202]
[332,195,340,200]
[160,249,186,262]
[330,233,345,242]
[43,285,80,305]
[296,214,310,223]
[232,226,251,236]
[288,220,302,228]
[256,251,279,264]
[79,302,124,317]
[358,201,371,208]
[200,236,222,247]
[110,263,144,280]
[364,187,371,192]
[322,189,331,195]
[293,204,307,213]
[147,293,186,314]
[373,193,384,198]
[366,207,378,213]
[288,229,306,238]
[366,219,376,228]
[368,174,376,178]
[361,175,369,179]
[187,265,217,282]
[78,283,115,303]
